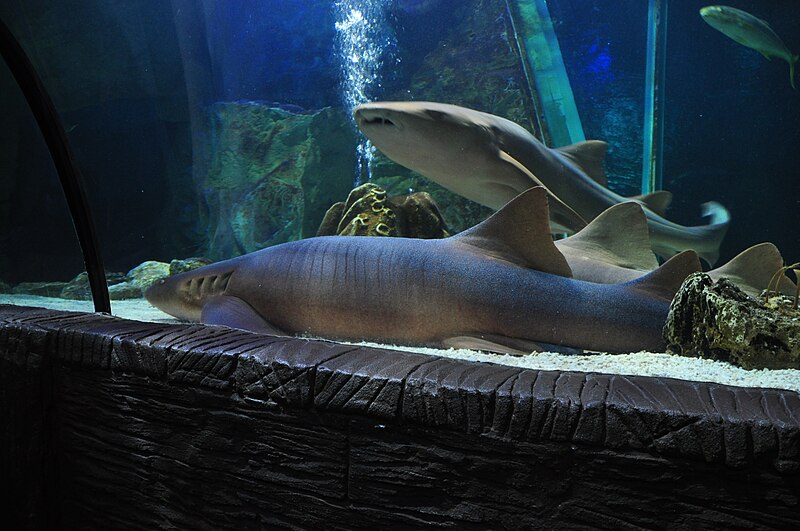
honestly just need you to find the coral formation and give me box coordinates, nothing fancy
[317,183,449,239]
[664,272,800,370]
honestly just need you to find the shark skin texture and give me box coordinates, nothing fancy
[146,188,700,355]
[353,101,730,266]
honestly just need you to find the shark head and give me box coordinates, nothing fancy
[354,101,499,180]
[144,267,235,322]
[354,101,544,211]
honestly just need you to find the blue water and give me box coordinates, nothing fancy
[0,0,797,286]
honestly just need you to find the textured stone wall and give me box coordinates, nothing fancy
[2,304,799,529]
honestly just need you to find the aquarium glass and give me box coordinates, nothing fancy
[0,54,85,304]
[0,0,797,334]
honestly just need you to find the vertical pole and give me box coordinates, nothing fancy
[508,0,585,148]
[642,0,667,194]
[0,18,111,313]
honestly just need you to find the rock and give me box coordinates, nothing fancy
[127,261,170,292]
[12,282,69,298]
[0,280,11,293]
[169,257,212,276]
[201,102,356,259]
[109,282,143,300]
[317,183,449,239]
[391,191,450,239]
[60,271,128,300]
[664,272,800,370]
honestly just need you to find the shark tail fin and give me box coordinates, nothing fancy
[791,54,798,90]
[709,242,798,298]
[624,250,702,302]
[697,201,731,267]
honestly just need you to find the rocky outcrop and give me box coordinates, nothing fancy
[664,272,800,370]
[201,102,357,260]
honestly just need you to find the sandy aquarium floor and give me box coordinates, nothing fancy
[2,294,799,393]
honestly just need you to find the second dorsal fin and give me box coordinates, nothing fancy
[709,242,798,297]
[453,187,572,277]
[555,202,659,271]
[557,140,608,187]
[624,250,702,301]
[629,190,673,217]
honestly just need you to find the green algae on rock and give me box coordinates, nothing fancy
[201,102,356,259]
[317,183,449,239]
[664,272,800,370]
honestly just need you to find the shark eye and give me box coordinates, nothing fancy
[426,110,446,121]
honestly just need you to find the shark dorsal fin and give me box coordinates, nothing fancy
[557,140,608,187]
[555,202,659,271]
[629,190,673,217]
[709,242,798,297]
[624,250,702,301]
[453,187,572,277]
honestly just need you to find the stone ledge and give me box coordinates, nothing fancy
[2,303,798,472]
[2,303,800,528]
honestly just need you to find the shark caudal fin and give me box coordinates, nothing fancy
[555,202,659,271]
[624,250,702,301]
[791,54,798,90]
[709,242,798,298]
[453,187,573,277]
[696,201,731,266]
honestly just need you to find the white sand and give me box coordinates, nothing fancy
[2,294,799,393]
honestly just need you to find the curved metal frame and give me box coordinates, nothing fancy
[0,17,110,313]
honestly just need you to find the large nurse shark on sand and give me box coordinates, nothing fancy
[146,188,700,355]
[354,101,730,266]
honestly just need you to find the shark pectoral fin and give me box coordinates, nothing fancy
[557,140,609,187]
[453,187,573,277]
[624,250,702,301]
[629,190,673,217]
[709,242,798,297]
[200,295,286,336]
[443,335,585,356]
[497,149,587,233]
[555,202,659,271]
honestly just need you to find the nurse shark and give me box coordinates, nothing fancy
[556,201,797,297]
[354,101,730,266]
[146,188,699,354]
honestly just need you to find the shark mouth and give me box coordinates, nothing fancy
[355,110,398,129]
[363,116,395,126]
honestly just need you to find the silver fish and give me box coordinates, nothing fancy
[700,5,799,89]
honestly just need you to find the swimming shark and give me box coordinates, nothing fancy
[700,5,799,89]
[556,200,797,297]
[354,101,730,265]
[146,188,699,354]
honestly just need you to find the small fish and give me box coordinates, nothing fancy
[700,5,799,89]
